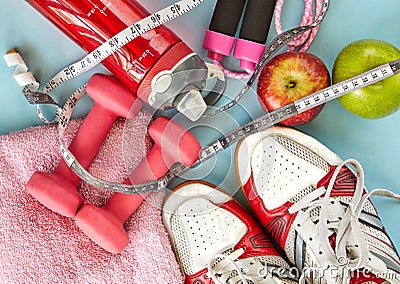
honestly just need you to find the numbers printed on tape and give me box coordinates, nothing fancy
[58,59,400,194]
[144,60,400,194]
[27,0,206,110]
[294,64,395,113]
[42,0,400,194]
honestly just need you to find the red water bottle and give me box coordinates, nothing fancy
[25,0,222,121]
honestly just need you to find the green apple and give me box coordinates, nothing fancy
[332,39,400,119]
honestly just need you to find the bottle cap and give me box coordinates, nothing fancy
[173,90,207,121]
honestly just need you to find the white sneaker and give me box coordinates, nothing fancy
[163,180,298,283]
[235,126,400,283]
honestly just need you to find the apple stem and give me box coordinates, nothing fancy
[286,81,296,89]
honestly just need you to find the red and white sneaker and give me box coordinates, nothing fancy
[235,126,400,283]
[162,181,297,284]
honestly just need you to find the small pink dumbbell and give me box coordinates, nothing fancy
[75,116,201,253]
[27,74,142,217]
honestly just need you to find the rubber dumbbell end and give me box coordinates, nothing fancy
[75,116,201,253]
[27,172,85,217]
[75,204,129,254]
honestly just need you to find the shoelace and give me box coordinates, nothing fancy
[206,247,277,283]
[206,248,248,284]
[288,158,400,284]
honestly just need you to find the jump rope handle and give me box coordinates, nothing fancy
[235,0,276,71]
[203,0,276,77]
[203,0,246,61]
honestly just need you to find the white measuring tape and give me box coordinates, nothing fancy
[3,49,39,88]
[8,0,328,123]
[49,0,329,193]
[58,58,400,194]
[3,48,60,121]
[203,0,330,117]
[50,0,397,194]
[8,0,206,124]
[11,0,330,193]
[11,0,395,195]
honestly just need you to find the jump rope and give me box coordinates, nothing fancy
[6,0,400,194]
[205,0,323,80]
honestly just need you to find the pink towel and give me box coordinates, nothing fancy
[0,111,184,283]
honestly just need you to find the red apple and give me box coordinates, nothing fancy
[257,51,331,126]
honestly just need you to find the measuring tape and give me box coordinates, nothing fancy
[16,0,390,195]
[17,0,205,123]
[58,58,400,194]
[16,0,329,123]
[54,0,332,193]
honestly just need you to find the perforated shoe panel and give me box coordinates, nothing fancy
[236,126,341,189]
[250,135,330,210]
[170,197,247,275]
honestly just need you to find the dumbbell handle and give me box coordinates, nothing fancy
[74,116,201,253]
[54,103,119,185]
[103,144,169,223]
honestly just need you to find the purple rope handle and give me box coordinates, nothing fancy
[219,0,323,79]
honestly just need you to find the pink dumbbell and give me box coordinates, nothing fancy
[75,116,201,254]
[27,74,142,217]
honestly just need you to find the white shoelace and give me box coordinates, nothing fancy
[205,247,278,284]
[206,248,248,284]
[288,158,400,283]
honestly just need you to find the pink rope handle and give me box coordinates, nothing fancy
[274,0,323,52]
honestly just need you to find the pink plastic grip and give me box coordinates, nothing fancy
[233,38,266,70]
[203,29,236,61]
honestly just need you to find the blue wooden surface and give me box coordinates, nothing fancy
[0,0,399,251]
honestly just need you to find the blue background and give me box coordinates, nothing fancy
[0,0,399,254]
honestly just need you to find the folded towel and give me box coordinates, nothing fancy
[0,111,184,283]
